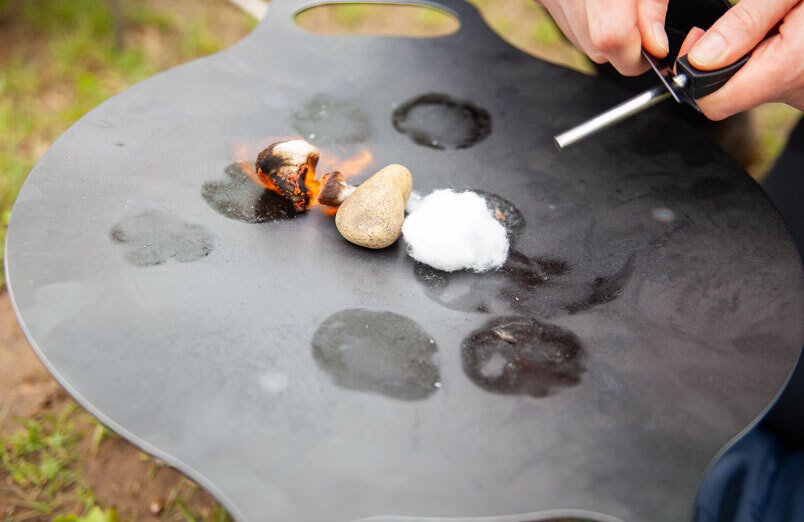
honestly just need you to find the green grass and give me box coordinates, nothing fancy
[54,506,120,522]
[0,404,97,517]
[0,0,243,289]
[1,403,229,521]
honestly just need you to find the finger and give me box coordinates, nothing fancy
[696,37,785,119]
[555,0,607,64]
[637,0,670,58]
[586,0,647,75]
[697,1,804,118]
[540,1,583,51]
[677,27,705,59]
[688,0,799,70]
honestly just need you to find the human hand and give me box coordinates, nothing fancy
[682,0,804,120]
[538,0,671,76]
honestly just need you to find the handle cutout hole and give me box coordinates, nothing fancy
[295,3,460,38]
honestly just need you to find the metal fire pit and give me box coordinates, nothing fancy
[6,1,803,521]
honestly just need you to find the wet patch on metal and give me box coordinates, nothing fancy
[293,94,371,144]
[110,210,214,267]
[201,162,299,223]
[392,93,491,150]
[311,309,441,401]
[461,316,585,398]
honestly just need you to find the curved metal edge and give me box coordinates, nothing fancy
[253,0,516,52]
[351,509,625,522]
[688,345,804,522]
[273,0,480,29]
[255,0,593,81]
[3,239,247,521]
[292,0,463,38]
[683,157,804,521]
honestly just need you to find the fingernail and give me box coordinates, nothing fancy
[652,22,669,54]
[689,31,726,66]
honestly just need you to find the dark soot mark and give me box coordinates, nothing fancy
[415,252,635,318]
[312,309,441,401]
[564,255,636,314]
[110,211,214,267]
[201,163,299,223]
[536,258,571,276]
[462,316,585,398]
[473,189,526,243]
[293,94,371,144]
[392,93,491,150]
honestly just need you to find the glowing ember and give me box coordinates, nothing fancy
[242,137,374,213]
[255,140,320,212]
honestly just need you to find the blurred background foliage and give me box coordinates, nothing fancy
[0,1,800,520]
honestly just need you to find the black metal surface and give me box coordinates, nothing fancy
[5,1,803,521]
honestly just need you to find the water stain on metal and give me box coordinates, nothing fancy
[392,93,491,150]
[110,210,214,267]
[413,262,505,314]
[201,162,299,223]
[312,309,441,401]
[293,94,371,144]
[461,316,585,398]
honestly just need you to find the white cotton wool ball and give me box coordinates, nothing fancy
[405,191,424,214]
[402,189,510,272]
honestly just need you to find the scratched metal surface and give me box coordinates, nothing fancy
[5,1,803,521]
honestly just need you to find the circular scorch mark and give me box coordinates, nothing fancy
[201,162,300,224]
[461,316,585,398]
[392,93,492,150]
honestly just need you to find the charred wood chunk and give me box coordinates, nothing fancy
[255,139,320,212]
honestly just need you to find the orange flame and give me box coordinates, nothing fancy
[233,137,374,213]
[321,149,374,180]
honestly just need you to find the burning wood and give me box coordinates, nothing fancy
[318,171,357,207]
[255,139,321,212]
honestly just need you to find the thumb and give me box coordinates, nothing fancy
[677,27,706,59]
[688,0,797,70]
